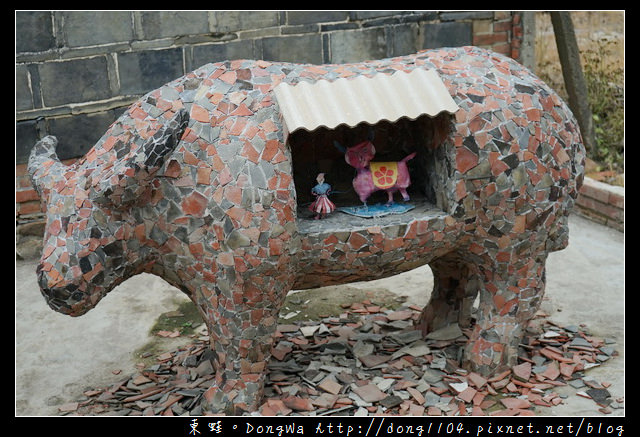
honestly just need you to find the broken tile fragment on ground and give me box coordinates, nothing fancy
[60,301,621,416]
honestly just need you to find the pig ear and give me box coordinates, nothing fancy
[91,109,189,208]
[366,141,376,156]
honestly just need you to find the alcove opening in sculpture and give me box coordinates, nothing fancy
[273,68,460,231]
[287,112,455,228]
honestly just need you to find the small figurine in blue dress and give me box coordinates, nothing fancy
[309,173,336,219]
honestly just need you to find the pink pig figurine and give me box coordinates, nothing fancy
[344,140,416,206]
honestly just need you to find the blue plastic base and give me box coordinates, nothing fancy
[338,202,415,218]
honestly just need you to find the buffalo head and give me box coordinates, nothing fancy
[27,109,189,315]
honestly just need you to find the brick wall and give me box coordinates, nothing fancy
[16,11,530,225]
[575,177,624,232]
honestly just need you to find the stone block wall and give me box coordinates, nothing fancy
[16,11,530,225]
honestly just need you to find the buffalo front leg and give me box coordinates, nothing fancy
[194,279,289,414]
[463,250,548,376]
[416,252,480,335]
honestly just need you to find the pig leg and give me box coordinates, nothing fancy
[196,278,290,414]
[386,189,395,205]
[416,252,479,335]
[399,187,410,201]
[356,191,369,209]
[462,250,548,375]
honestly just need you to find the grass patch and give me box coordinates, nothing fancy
[132,285,407,366]
[133,300,203,367]
[150,300,202,337]
[279,286,405,323]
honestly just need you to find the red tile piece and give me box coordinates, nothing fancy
[512,362,532,381]
[352,384,387,403]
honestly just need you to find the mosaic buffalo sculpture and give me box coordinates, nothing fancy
[28,46,585,414]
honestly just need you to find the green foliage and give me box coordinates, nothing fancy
[582,38,624,171]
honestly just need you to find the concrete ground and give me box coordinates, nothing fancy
[15,213,624,416]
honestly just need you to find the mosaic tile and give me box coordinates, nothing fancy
[28,46,585,414]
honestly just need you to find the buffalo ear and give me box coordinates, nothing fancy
[28,135,67,199]
[140,108,189,169]
[90,109,189,209]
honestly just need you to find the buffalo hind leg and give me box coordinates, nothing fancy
[417,252,480,336]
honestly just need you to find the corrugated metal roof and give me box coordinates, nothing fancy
[274,68,459,136]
